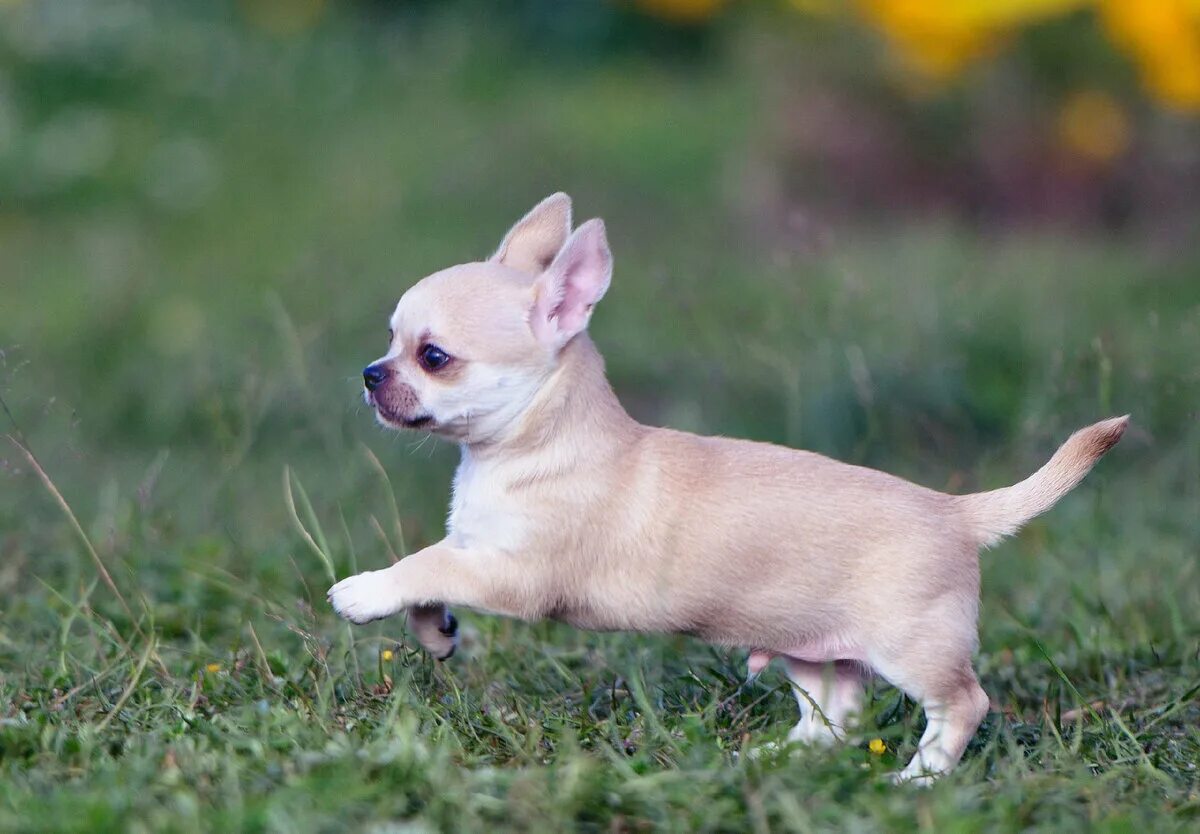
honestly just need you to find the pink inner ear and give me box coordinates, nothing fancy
[531,219,611,346]
[556,283,599,334]
[530,280,563,344]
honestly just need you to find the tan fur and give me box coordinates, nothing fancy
[953,416,1128,547]
[329,194,1127,783]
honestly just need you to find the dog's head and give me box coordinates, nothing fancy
[362,193,612,443]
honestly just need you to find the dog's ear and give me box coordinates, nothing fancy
[492,192,572,275]
[530,218,611,349]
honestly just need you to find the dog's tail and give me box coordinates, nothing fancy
[952,415,1129,548]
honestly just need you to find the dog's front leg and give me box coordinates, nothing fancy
[327,542,543,649]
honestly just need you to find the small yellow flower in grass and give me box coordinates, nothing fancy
[205,663,221,674]
[868,738,887,755]
[381,649,394,662]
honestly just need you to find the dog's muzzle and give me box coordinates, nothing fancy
[363,369,433,429]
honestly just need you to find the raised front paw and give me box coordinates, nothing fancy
[327,569,403,624]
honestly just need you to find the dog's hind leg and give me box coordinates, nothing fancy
[784,659,864,745]
[868,623,990,784]
[883,662,989,785]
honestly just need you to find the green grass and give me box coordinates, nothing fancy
[2,4,1199,832]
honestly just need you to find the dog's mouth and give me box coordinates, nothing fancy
[373,404,436,431]
[364,385,435,431]
[364,394,435,432]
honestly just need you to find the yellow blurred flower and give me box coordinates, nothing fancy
[868,737,887,754]
[1100,0,1200,110]
[636,0,726,24]
[381,649,394,662]
[205,663,222,674]
[785,0,1200,111]
[1057,89,1132,162]
[856,0,1087,79]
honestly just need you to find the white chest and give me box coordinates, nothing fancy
[446,452,527,551]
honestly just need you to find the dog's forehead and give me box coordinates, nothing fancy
[390,262,534,340]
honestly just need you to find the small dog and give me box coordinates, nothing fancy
[329,193,1126,783]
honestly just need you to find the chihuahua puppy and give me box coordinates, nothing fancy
[329,193,1126,783]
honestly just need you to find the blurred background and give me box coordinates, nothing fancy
[1,0,1199,758]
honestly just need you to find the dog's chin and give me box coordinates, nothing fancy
[364,390,436,432]
[373,409,436,432]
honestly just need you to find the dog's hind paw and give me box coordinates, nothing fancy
[889,764,943,788]
[409,605,459,660]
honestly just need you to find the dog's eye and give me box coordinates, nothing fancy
[417,343,451,372]
[387,328,394,344]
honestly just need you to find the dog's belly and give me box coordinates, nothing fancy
[544,592,684,634]
[748,637,866,672]
[783,637,865,663]
[546,605,628,633]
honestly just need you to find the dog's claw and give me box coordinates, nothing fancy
[436,614,458,657]
[433,612,459,660]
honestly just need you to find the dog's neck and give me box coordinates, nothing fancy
[462,334,641,463]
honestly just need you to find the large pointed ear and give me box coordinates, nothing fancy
[530,218,612,349]
[492,192,572,275]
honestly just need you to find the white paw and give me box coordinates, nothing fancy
[890,760,944,787]
[740,741,794,762]
[327,569,403,624]
[787,719,843,747]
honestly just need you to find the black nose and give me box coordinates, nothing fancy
[363,364,388,392]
